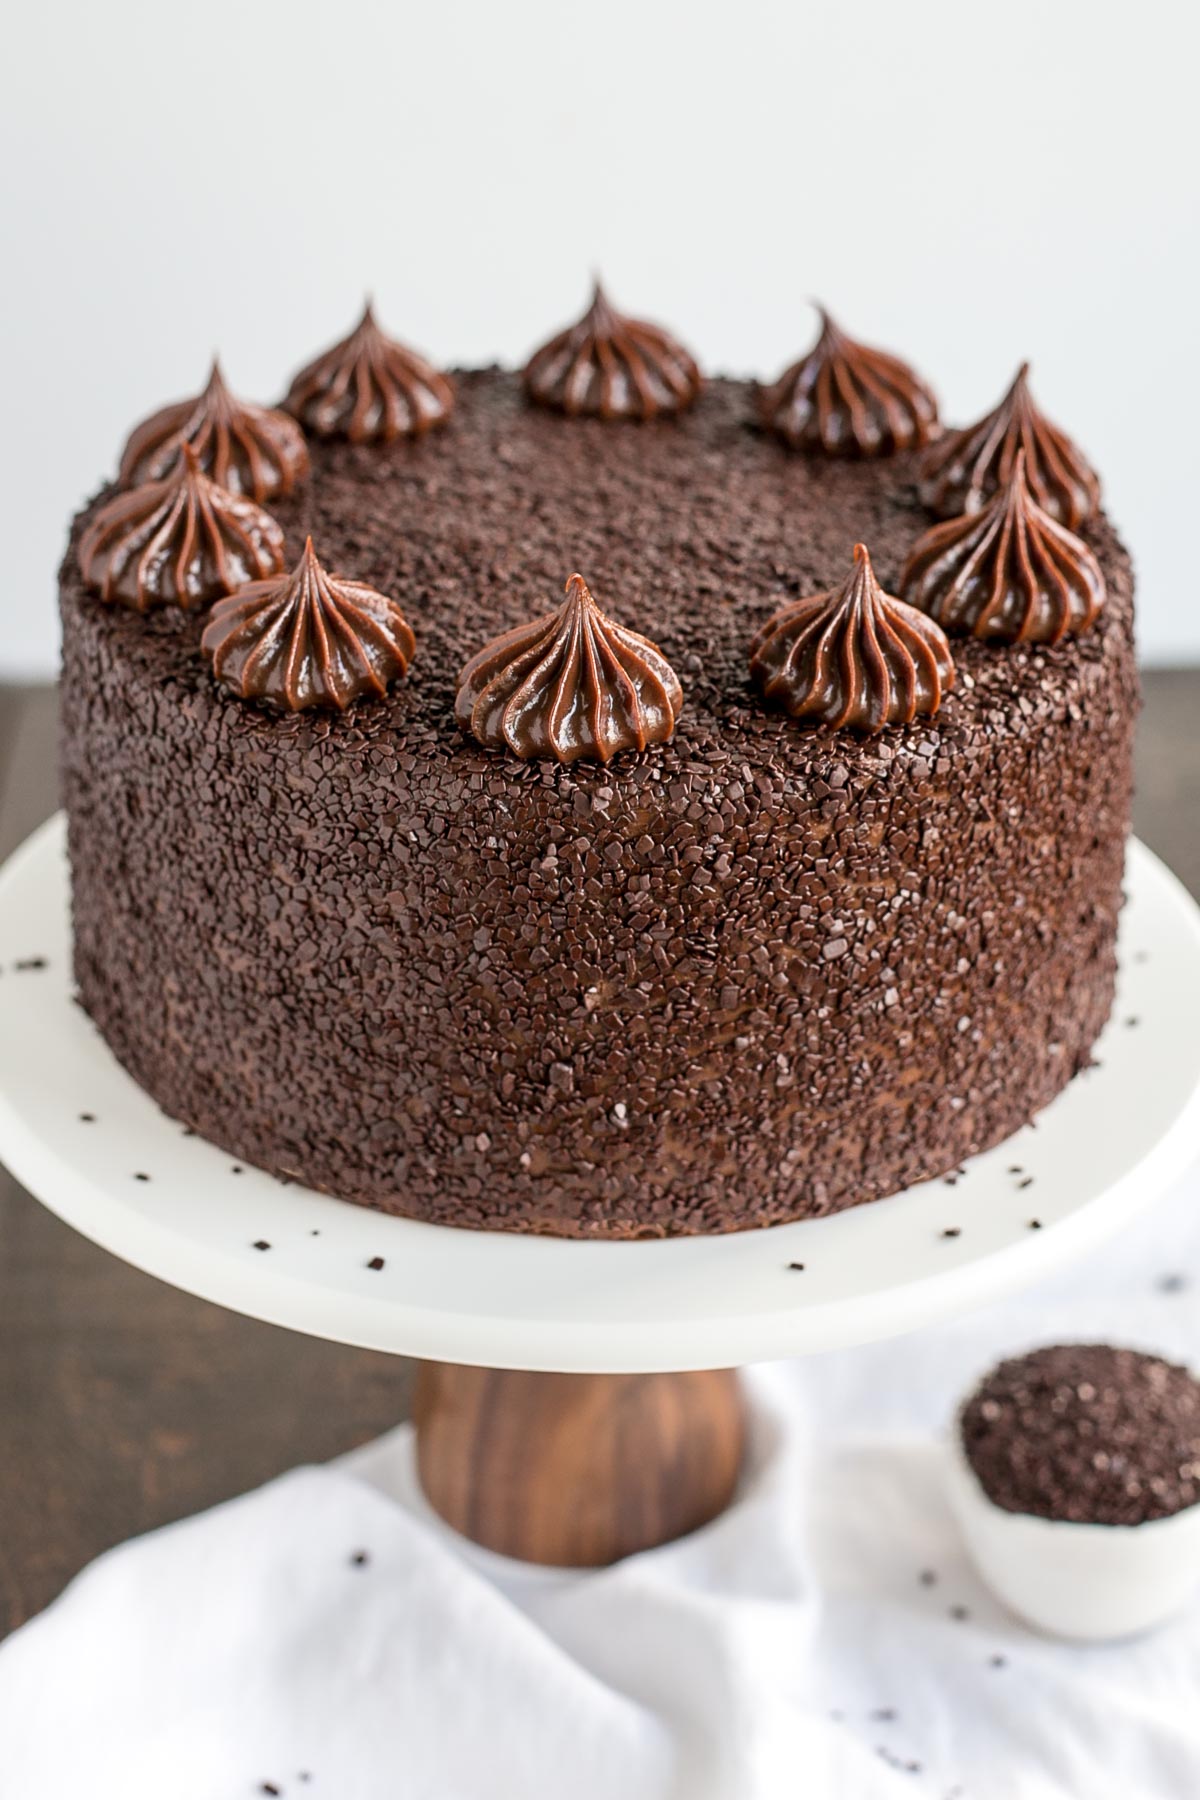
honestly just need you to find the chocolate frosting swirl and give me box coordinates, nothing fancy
[202,537,416,712]
[284,303,454,442]
[118,360,309,503]
[79,445,285,613]
[760,308,938,456]
[918,362,1100,527]
[900,450,1105,645]
[750,543,954,733]
[455,572,683,763]
[524,284,702,420]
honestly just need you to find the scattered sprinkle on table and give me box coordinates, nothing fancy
[253,1240,271,1252]
[366,1256,385,1271]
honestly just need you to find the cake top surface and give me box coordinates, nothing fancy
[62,368,1133,797]
[960,1344,1200,1526]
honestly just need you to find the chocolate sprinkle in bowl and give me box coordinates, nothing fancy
[948,1344,1200,1640]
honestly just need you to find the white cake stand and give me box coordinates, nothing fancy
[4,813,1200,1564]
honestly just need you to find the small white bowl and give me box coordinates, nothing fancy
[947,1441,1200,1641]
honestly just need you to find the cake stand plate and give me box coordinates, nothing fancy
[3,815,1200,1377]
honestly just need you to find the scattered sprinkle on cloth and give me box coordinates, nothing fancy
[3,1158,1200,1799]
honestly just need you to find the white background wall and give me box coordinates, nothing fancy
[2,0,1196,677]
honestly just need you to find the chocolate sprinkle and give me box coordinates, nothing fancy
[350,1549,370,1566]
[366,1256,385,1271]
[59,369,1136,1238]
[960,1343,1200,1524]
[253,1239,271,1251]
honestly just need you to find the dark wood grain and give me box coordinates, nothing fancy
[415,1363,746,1565]
[0,674,1197,1630]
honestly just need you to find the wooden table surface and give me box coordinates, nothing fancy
[2,674,1198,1637]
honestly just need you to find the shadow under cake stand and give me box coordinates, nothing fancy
[3,815,1200,1567]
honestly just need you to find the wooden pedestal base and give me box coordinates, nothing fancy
[414,1362,746,1567]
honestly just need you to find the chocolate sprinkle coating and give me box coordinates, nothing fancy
[60,370,1136,1238]
[960,1344,1200,1525]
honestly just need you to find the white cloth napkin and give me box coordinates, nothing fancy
[5,1162,1200,1800]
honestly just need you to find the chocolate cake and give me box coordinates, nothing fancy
[58,306,1138,1237]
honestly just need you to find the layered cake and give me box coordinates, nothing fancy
[59,291,1138,1236]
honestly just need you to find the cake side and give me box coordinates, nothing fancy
[59,372,1138,1237]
